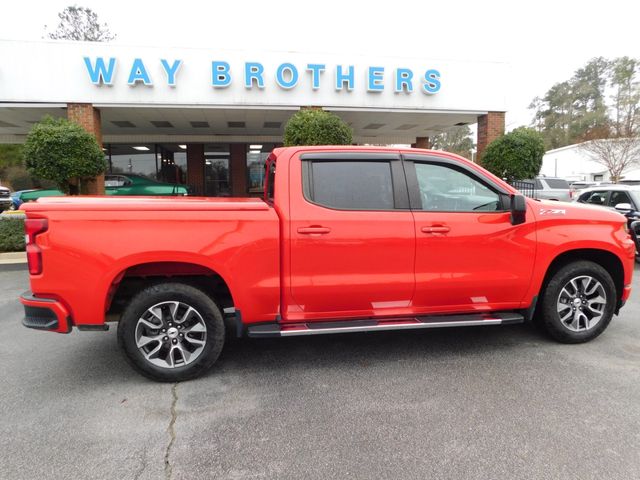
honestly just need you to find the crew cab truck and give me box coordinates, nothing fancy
[20,146,636,382]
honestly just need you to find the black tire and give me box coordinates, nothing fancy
[537,260,616,343]
[117,282,225,382]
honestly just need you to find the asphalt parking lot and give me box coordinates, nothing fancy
[1,264,639,480]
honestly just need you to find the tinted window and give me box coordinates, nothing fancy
[414,163,501,212]
[266,161,276,202]
[609,191,632,207]
[306,161,394,210]
[580,191,608,205]
[544,178,570,189]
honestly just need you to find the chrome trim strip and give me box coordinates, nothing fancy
[279,318,504,336]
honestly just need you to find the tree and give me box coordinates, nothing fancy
[609,57,640,137]
[580,137,640,182]
[23,117,106,194]
[481,127,545,181]
[45,5,116,42]
[430,125,474,159]
[530,57,640,149]
[284,109,352,146]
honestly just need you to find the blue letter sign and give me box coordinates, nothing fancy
[211,61,231,87]
[83,57,116,85]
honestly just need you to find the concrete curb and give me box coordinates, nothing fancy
[0,251,27,264]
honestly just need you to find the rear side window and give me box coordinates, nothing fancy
[609,190,632,208]
[544,179,570,189]
[304,160,394,210]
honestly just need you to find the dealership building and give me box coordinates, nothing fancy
[0,39,508,195]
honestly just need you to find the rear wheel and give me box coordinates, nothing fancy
[537,260,616,343]
[117,282,225,382]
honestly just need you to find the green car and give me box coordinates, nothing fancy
[20,174,190,202]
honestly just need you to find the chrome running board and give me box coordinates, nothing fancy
[247,312,524,338]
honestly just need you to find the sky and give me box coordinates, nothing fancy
[2,0,639,130]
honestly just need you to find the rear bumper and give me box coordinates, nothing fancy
[20,291,72,334]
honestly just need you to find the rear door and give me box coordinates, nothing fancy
[405,154,536,312]
[287,152,416,319]
[608,190,635,210]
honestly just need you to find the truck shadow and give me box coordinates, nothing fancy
[209,323,547,378]
[56,323,547,385]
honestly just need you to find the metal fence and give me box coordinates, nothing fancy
[509,179,537,199]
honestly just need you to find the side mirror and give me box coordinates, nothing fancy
[614,203,632,213]
[510,194,527,225]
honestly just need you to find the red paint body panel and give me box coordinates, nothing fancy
[20,146,634,333]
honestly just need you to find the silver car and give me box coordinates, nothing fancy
[0,185,12,212]
[519,177,571,201]
[574,184,640,213]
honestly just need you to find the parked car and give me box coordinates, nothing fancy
[525,177,572,201]
[575,184,640,262]
[9,189,37,210]
[19,174,189,203]
[0,184,12,211]
[19,147,635,381]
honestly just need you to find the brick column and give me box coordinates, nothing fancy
[477,112,505,162]
[67,103,104,194]
[230,144,247,196]
[186,144,205,195]
[414,137,431,149]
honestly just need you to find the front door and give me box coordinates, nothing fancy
[288,152,416,320]
[405,155,536,313]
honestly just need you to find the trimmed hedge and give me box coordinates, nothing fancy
[284,109,353,146]
[23,116,106,194]
[0,217,26,252]
[481,127,545,181]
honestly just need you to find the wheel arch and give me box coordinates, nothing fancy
[539,248,624,311]
[105,260,235,320]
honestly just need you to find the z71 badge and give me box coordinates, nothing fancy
[539,208,566,215]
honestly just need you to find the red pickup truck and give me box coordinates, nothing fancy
[20,146,636,381]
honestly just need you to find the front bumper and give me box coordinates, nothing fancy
[20,291,72,334]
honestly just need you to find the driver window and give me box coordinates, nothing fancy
[582,191,608,205]
[414,163,501,212]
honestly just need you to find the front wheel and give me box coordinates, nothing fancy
[117,282,225,382]
[537,260,616,343]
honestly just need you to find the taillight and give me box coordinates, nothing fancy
[24,218,48,275]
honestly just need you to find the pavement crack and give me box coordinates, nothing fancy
[164,382,179,480]
[133,447,148,480]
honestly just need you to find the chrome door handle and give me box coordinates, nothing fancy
[297,226,331,235]
[421,225,450,234]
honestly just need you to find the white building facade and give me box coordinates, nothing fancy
[541,142,640,182]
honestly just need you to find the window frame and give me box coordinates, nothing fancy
[300,152,409,212]
[402,154,510,212]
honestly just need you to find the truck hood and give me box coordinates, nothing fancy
[20,195,269,212]
[530,198,627,224]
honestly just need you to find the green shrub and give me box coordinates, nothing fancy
[284,109,353,146]
[23,116,106,194]
[0,217,25,252]
[481,127,545,181]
